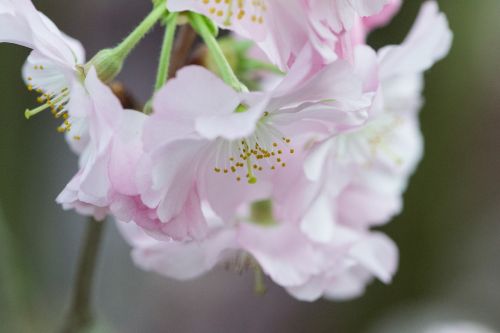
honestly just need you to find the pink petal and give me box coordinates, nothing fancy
[238,223,323,287]
[117,221,237,280]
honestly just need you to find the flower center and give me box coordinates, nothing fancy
[366,116,405,166]
[337,115,405,167]
[213,122,295,184]
[24,65,72,133]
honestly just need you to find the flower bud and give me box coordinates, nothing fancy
[85,48,124,84]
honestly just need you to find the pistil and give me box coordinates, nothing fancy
[24,91,68,120]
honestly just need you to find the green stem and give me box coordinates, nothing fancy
[59,219,106,333]
[188,13,246,92]
[154,13,179,91]
[87,5,168,83]
[114,5,167,60]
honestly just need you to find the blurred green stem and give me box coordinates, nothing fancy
[59,218,106,333]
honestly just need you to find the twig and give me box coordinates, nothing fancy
[169,24,197,77]
[59,219,105,333]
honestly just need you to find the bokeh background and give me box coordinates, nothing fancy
[1,1,499,332]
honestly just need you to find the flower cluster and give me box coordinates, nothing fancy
[1,0,451,301]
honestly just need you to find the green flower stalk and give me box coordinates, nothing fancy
[154,13,179,91]
[188,13,247,92]
[86,5,167,83]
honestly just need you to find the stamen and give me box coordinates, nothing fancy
[25,103,52,119]
[24,71,71,132]
[212,121,293,184]
[246,157,257,184]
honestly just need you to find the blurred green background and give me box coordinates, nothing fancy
[1,1,499,332]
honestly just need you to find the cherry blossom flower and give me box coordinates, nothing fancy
[0,0,90,152]
[183,1,452,299]
[166,0,391,69]
[130,45,375,240]
[56,68,148,221]
[117,200,397,301]
[0,1,161,222]
[296,1,452,242]
[1,0,456,309]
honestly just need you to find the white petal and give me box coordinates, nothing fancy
[378,1,452,79]
[300,194,335,243]
[349,232,399,283]
[304,139,334,181]
[0,0,81,67]
[153,66,241,121]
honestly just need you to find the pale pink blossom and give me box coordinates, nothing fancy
[238,2,453,299]
[115,1,451,302]
[132,46,375,240]
[117,201,397,301]
[0,0,90,153]
[297,1,452,239]
[56,68,148,221]
[0,0,155,223]
[239,1,451,294]
[167,0,390,69]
